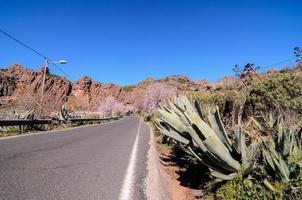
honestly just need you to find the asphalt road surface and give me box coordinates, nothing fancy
[0,116,150,200]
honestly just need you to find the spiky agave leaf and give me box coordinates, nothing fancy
[18,110,35,120]
[237,125,247,166]
[175,97,241,171]
[244,137,261,173]
[273,153,290,182]
[260,117,302,183]
[263,148,276,171]
[158,108,187,132]
[171,96,241,171]
[155,119,190,145]
[15,110,35,132]
[160,98,239,172]
[161,100,237,174]
[155,95,257,180]
[60,104,69,122]
[207,106,233,152]
[210,170,238,180]
[194,100,206,121]
[187,145,239,175]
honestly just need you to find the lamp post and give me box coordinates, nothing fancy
[40,58,68,116]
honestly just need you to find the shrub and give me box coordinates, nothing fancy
[122,85,135,92]
[187,90,245,110]
[0,126,21,137]
[215,178,271,200]
[246,72,302,116]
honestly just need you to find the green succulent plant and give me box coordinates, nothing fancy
[262,124,302,183]
[16,110,35,120]
[155,95,260,180]
[59,104,69,122]
[13,110,36,132]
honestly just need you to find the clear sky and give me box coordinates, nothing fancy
[1,0,301,85]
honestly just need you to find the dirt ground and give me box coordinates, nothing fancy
[153,133,201,200]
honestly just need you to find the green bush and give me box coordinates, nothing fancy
[122,85,135,92]
[0,127,21,137]
[247,72,302,115]
[187,90,245,111]
[215,178,271,200]
[215,177,302,200]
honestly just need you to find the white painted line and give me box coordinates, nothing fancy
[118,119,141,200]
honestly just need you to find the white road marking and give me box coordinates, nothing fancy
[118,119,141,200]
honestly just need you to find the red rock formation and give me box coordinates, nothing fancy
[0,64,208,117]
[0,64,72,116]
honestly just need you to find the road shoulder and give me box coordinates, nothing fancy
[145,126,171,200]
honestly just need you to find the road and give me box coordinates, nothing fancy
[0,116,150,200]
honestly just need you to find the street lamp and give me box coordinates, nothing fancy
[40,58,68,116]
[52,60,68,64]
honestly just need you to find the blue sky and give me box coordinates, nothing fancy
[1,0,301,85]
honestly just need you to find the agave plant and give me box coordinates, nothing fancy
[155,95,260,180]
[58,104,70,122]
[15,110,35,120]
[262,124,302,183]
[13,110,35,132]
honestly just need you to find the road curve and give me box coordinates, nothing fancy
[0,116,150,200]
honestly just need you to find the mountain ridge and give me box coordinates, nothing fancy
[0,64,212,117]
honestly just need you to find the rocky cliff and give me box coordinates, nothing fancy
[0,64,211,117]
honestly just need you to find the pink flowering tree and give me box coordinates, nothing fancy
[98,96,136,117]
[143,82,177,114]
[98,96,116,117]
[112,102,136,116]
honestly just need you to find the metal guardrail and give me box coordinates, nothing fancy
[0,119,53,126]
[0,117,121,127]
[69,117,120,123]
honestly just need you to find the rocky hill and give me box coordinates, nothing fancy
[0,64,211,117]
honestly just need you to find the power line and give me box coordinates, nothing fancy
[0,28,47,59]
[52,63,74,81]
[0,28,74,82]
[235,55,297,75]
[261,56,296,72]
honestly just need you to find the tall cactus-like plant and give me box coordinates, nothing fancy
[155,95,260,180]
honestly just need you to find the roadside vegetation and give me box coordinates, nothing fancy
[148,49,302,199]
[0,104,124,137]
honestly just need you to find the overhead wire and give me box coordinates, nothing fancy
[0,28,74,82]
[0,28,77,115]
[0,28,48,59]
[51,63,74,82]
[0,28,300,82]
[260,56,297,72]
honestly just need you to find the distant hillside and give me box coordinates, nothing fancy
[1,63,300,119]
[0,64,211,118]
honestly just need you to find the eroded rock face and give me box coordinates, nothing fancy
[0,64,209,116]
[73,76,92,95]
[0,75,16,96]
[70,77,125,111]
[0,64,72,115]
